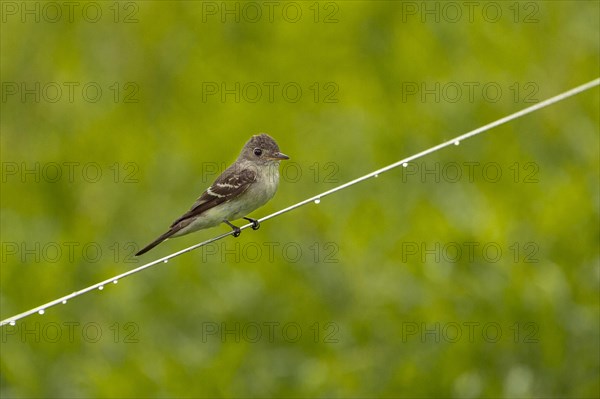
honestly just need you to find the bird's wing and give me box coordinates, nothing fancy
[169,166,257,227]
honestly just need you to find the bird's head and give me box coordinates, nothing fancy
[240,133,289,166]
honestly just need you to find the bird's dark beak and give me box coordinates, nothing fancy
[271,152,290,160]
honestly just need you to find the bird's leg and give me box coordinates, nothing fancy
[223,220,241,237]
[243,217,260,230]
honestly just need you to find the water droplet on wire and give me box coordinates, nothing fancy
[314,198,321,204]
[38,310,45,315]
[403,163,408,167]
[113,280,118,284]
[98,286,104,291]
[9,321,16,326]
[62,300,67,304]
[374,174,379,178]
[454,141,460,146]
[163,260,169,264]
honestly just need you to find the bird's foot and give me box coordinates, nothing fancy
[244,217,260,230]
[224,220,241,237]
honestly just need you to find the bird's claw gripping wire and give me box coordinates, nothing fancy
[224,220,241,237]
[243,217,260,230]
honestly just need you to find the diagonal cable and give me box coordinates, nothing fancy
[1,77,598,327]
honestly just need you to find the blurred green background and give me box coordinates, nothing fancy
[1,1,599,398]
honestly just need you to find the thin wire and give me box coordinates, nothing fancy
[1,78,598,327]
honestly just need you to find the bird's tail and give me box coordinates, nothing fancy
[135,229,177,256]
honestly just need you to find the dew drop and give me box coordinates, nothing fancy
[163,260,169,264]
[9,321,16,326]
[62,300,67,304]
[38,310,45,315]
[403,163,408,167]
[98,286,104,291]
[113,280,118,284]
[314,198,321,204]
[454,141,460,146]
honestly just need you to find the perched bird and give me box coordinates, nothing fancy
[136,133,289,256]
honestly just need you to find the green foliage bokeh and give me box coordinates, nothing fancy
[1,1,599,398]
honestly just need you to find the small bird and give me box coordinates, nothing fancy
[136,133,289,256]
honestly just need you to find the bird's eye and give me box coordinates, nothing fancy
[254,148,263,156]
